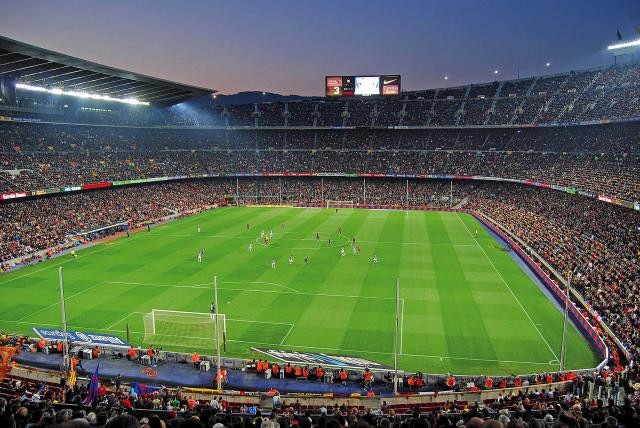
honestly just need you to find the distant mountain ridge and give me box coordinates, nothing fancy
[187,91,312,107]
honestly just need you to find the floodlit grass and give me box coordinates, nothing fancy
[0,207,600,375]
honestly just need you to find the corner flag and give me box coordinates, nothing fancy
[83,364,100,405]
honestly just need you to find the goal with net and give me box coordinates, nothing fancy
[142,309,226,352]
[326,200,355,209]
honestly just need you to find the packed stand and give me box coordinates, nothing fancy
[0,372,639,427]
[0,181,223,266]
[1,122,639,201]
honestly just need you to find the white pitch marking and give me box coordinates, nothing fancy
[104,281,395,300]
[0,240,128,285]
[456,213,560,362]
[104,311,147,330]
[280,323,295,345]
[16,281,106,322]
[224,280,300,294]
[0,318,560,366]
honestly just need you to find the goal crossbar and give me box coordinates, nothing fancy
[326,200,354,208]
[148,309,227,335]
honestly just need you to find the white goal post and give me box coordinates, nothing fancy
[143,309,227,351]
[326,200,355,209]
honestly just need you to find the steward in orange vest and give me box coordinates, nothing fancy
[339,368,348,384]
[363,369,373,388]
[127,346,137,360]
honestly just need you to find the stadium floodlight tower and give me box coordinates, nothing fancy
[607,38,640,64]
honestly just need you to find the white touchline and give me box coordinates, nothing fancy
[456,213,560,362]
[0,239,128,285]
[280,323,295,345]
[16,281,107,322]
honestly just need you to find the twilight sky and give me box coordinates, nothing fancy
[1,0,639,96]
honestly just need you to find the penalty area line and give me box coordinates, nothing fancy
[104,281,395,300]
[104,311,147,330]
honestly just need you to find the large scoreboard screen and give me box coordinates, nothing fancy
[325,75,401,97]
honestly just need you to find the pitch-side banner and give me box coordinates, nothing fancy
[251,348,392,370]
[33,328,129,347]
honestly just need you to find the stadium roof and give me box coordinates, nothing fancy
[0,35,214,107]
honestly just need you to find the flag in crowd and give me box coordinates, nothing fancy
[83,364,100,405]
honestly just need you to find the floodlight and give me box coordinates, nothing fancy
[15,83,150,105]
[607,39,640,50]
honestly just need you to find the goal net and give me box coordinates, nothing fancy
[142,309,226,352]
[326,200,355,209]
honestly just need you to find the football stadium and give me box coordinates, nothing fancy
[1,2,640,426]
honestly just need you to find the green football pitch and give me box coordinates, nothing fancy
[0,207,600,375]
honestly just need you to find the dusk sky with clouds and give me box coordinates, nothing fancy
[1,0,639,95]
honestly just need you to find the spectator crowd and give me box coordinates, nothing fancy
[0,370,639,428]
[2,55,640,428]
[1,123,639,202]
[2,177,639,390]
[3,59,640,128]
